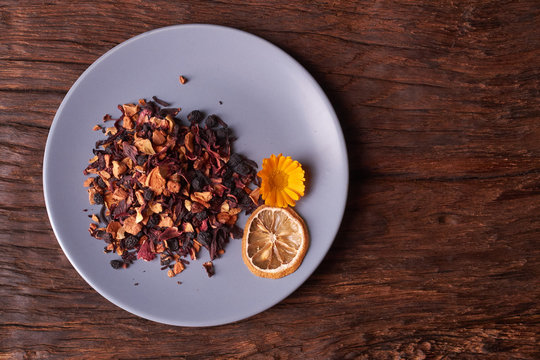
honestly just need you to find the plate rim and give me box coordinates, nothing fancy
[43,23,349,326]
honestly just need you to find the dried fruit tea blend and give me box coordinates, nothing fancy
[84,97,262,277]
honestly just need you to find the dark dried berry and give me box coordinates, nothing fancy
[229,153,241,167]
[96,177,106,188]
[197,231,211,247]
[216,127,229,139]
[104,233,113,244]
[181,236,193,251]
[110,260,123,269]
[231,225,243,239]
[187,110,204,123]
[195,210,208,221]
[233,188,253,208]
[142,123,152,133]
[235,163,251,176]
[183,211,194,222]
[167,238,180,251]
[241,195,253,208]
[93,192,104,204]
[147,213,161,228]
[205,114,219,128]
[143,188,154,202]
[136,155,148,166]
[118,131,130,141]
[243,158,258,170]
[192,178,203,192]
[160,257,172,266]
[222,175,234,189]
[215,128,230,146]
[124,236,139,249]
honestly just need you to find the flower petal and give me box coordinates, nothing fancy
[283,159,299,173]
[280,156,293,171]
[284,187,300,201]
[270,154,279,168]
[267,190,277,207]
[288,166,305,178]
[277,154,288,170]
[282,190,296,206]
[275,191,284,207]
[288,182,305,196]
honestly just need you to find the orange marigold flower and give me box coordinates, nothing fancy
[258,154,305,208]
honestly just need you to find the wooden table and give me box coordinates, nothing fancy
[1,1,539,358]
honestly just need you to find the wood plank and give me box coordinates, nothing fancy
[0,0,538,359]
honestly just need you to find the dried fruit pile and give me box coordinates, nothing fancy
[84,97,261,278]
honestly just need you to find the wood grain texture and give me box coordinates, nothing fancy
[1,0,539,359]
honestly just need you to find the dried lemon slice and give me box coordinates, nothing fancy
[242,205,309,278]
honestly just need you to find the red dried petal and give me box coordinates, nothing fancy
[137,240,155,261]
[158,227,182,242]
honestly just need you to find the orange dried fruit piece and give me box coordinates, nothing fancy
[242,205,308,279]
[145,166,167,195]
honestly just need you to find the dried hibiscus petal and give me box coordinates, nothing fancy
[137,238,155,261]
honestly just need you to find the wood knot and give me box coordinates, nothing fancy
[437,214,460,225]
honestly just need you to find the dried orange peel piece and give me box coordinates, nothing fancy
[242,205,309,279]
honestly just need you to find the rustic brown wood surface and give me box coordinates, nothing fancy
[1,0,539,359]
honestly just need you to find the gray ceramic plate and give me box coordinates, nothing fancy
[43,24,348,326]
